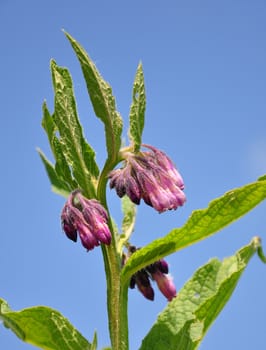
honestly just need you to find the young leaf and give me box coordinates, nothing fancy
[128,63,146,152]
[117,196,137,253]
[64,31,123,167]
[122,179,266,284]
[91,332,97,350]
[139,238,259,350]
[41,102,77,190]
[50,60,99,197]
[37,148,71,197]
[41,101,57,150]
[0,299,91,350]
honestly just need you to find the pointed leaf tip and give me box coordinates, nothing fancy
[128,63,146,152]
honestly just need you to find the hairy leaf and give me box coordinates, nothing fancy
[0,299,91,350]
[122,179,266,284]
[41,102,77,190]
[50,60,99,197]
[37,149,71,197]
[64,31,123,167]
[139,238,259,350]
[128,63,146,151]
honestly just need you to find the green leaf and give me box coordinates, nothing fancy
[117,196,137,253]
[254,236,266,263]
[64,31,123,166]
[128,63,146,151]
[37,148,71,197]
[41,102,77,190]
[91,332,97,350]
[41,102,57,150]
[258,174,266,181]
[50,60,99,197]
[0,299,91,350]
[139,238,259,350]
[122,179,266,284]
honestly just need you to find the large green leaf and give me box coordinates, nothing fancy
[122,178,266,284]
[64,31,123,167]
[128,63,146,152]
[139,238,261,350]
[50,60,99,197]
[0,299,91,350]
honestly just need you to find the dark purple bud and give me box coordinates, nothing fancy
[146,259,169,275]
[108,168,127,197]
[157,259,169,274]
[123,246,175,302]
[129,276,136,289]
[61,198,78,242]
[135,270,154,301]
[61,220,78,242]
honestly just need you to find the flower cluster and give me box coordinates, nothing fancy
[109,144,186,213]
[61,190,111,251]
[123,246,177,301]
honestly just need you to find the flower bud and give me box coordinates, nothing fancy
[134,270,154,301]
[61,190,111,251]
[108,145,186,213]
[124,245,176,301]
[151,271,176,301]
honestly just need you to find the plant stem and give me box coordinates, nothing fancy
[98,162,129,350]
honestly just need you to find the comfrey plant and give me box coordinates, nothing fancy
[0,32,266,350]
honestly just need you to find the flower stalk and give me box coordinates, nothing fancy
[97,161,129,350]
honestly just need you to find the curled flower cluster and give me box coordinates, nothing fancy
[123,246,177,302]
[61,190,111,251]
[109,144,186,213]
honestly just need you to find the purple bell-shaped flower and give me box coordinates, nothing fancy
[61,190,111,251]
[109,145,186,213]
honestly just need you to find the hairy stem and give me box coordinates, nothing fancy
[97,161,129,350]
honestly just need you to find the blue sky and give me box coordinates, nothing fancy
[1,1,266,349]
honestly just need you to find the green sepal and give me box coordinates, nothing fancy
[128,63,146,152]
[139,238,260,350]
[64,31,123,168]
[122,179,266,284]
[0,299,92,350]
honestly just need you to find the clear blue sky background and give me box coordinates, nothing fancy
[1,1,266,349]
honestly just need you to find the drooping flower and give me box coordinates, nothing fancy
[146,262,176,301]
[61,190,111,251]
[109,145,186,213]
[123,246,177,301]
[130,269,155,301]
